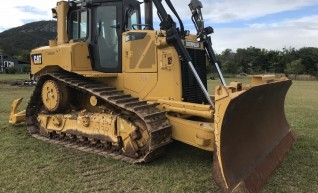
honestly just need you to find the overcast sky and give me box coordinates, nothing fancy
[0,0,317,53]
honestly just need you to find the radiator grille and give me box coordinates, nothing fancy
[181,49,207,104]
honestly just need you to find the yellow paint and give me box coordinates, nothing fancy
[167,114,214,151]
[31,42,92,75]
[9,98,26,125]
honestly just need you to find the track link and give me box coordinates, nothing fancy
[26,72,172,163]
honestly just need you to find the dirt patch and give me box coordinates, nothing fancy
[0,79,24,85]
[0,79,36,87]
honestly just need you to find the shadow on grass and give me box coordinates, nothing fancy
[9,123,26,128]
[149,141,213,166]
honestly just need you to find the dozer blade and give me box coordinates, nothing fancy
[9,98,26,125]
[213,79,296,193]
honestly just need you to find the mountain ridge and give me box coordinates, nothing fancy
[0,20,57,60]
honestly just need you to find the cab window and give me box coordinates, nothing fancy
[126,9,140,30]
[69,10,88,40]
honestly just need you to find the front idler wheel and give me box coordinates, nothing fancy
[41,79,68,113]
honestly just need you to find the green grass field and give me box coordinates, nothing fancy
[0,75,317,193]
[0,74,28,81]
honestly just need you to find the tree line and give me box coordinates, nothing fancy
[210,47,318,78]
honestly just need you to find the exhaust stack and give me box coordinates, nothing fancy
[144,0,153,29]
[52,1,69,44]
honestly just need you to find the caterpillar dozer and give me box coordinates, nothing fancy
[9,0,296,192]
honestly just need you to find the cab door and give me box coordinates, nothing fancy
[92,2,122,73]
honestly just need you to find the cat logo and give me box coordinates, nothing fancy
[32,54,42,65]
[185,41,200,48]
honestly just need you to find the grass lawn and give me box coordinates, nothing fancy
[0,74,28,81]
[0,74,317,193]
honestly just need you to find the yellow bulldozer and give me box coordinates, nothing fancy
[9,0,295,192]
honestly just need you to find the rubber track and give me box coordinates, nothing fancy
[26,72,172,163]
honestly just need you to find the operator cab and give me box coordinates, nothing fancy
[67,0,141,73]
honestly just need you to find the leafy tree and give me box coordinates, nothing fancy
[206,63,214,74]
[219,49,240,74]
[6,67,17,74]
[17,50,31,62]
[297,47,318,75]
[23,65,31,73]
[236,48,249,73]
[258,50,283,73]
[285,59,305,75]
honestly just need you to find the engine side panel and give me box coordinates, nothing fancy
[31,42,92,75]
